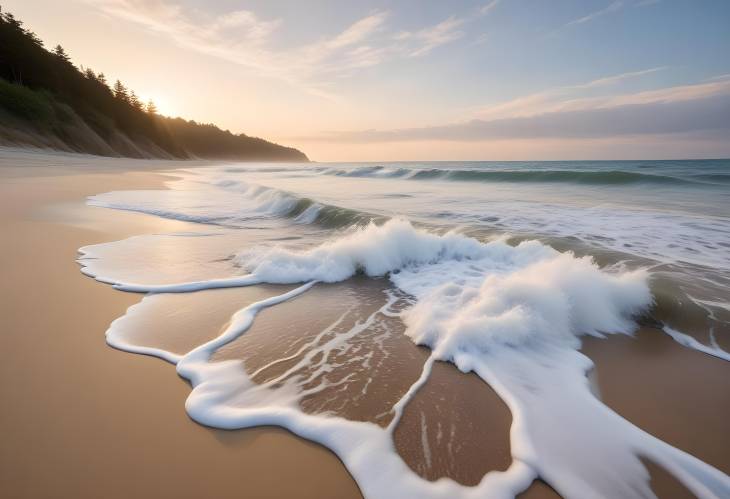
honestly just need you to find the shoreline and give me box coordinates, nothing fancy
[1,152,726,498]
[0,162,361,499]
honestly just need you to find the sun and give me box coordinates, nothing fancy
[139,93,176,118]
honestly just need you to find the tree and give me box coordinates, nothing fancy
[0,6,308,161]
[129,90,142,110]
[145,99,158,115]
[2,12,23,30]
[53,44,70,63]
[113,79,128,102]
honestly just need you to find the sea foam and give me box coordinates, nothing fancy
[82,219,730,498]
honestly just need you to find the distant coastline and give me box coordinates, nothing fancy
[0,8,308,162]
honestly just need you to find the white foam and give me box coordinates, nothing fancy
[87,164,730,270]
[387,242,730,497]
[294,203,323,224]
[87,175,308,228]
[107,277,538,499]
[662,326,730,362]
[110,275,261,293]
[397,249,651,354]
[86,219,730,498]
[235,219,529,284]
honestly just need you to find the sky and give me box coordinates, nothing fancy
[5,0,730,161]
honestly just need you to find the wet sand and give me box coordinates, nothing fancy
[582,327,730,478]
[1,151,727,498]
[0,159,362,499]
[103,270,554,496]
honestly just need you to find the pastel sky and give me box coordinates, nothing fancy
[6,0,730,161]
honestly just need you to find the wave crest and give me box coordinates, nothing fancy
[322,166,716,186]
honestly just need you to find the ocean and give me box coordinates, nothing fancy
[79,159,730,498]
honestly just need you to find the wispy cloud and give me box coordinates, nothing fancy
[211,10,282,45]
[479,0,501,16]
[565,1,623,27]
[573,66,668,88]
[298,80,730,142]
[475,67,669,119]
[84,0,468,98]
[324,12,388,50]
[396,17,465,57]
[85,1,286,72]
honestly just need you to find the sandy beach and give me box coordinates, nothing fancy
[0,156,361,499]
[1,152,727,498]
[2,1,729,496]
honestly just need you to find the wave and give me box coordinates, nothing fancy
[216,180,383,229]
[689,173,730,184]
[321,166,715,186]
[234,219,518,284]
[81,219,730,498]
[89,179,381,230]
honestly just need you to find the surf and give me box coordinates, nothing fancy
[80,218,730,498]
[319,164,730,186]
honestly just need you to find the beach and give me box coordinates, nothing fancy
[1,151,728,498]
[3,0,730,496]
[0,154,362,499]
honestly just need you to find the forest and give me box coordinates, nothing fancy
[0,6,308,161]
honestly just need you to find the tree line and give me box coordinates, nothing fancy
[0,6,308,161]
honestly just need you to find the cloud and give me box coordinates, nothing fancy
[573,66,668,88]
[211,10,281,44]
[397,17,465,57]
[299,80,730,142]
[479,1,501,16]
[565,1,623,27]
[474,67,670,119]
[324,12,387,50]
[85,0,283,72]
[84,0,468,98]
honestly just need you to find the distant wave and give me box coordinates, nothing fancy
[321,166,717,186]
[214,179,386,229]
[287,197,383,228]
[688,173,730,184]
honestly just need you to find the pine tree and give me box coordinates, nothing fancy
[2,12,22,30]
[145,99,158,115]
[113,79,129,102]
[53,44,70,63]
[0,6,307,161]
[129,91,142,110]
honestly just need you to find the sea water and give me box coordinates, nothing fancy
[79,160,730,498]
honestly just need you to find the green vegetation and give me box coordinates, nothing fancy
[0,6,308,161]
[0,78,56,122]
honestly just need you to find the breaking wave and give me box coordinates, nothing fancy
[320,165,723,186]
[80,219,730,498]
[79,158,730,498]
[89,179,380,230]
